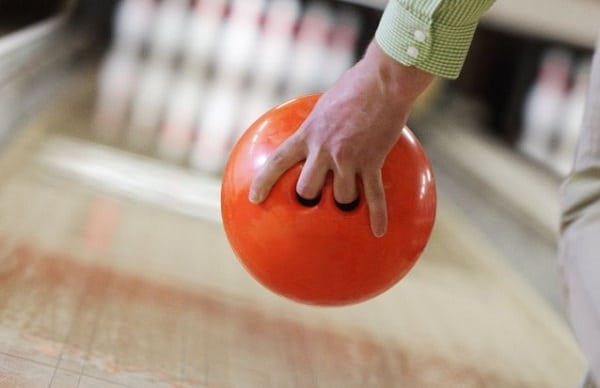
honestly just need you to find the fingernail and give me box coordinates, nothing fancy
[249,190,261,204]
[373,226,386,238]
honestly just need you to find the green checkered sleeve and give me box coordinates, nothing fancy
[375,0,495,79]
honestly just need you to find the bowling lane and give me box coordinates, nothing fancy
[0,67,586,387]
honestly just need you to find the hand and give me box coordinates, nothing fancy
[249,40,435,237]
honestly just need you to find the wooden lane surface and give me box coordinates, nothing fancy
[0,153,586,388]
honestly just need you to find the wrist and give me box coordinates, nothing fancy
[363,40,435,108]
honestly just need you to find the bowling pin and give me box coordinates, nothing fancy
[250,0,300,95]
[320,7,361,89]
[553,58,591,175]
[519,49,572,165]
[181,0,228,75]
[127,58,173,152]
[190,79,241,174]
[212,0,266,83]
[158,70,205,163]
[237,88,277,140]
[93,48,140,143]
[113,0,156,54]
[283,1,334,99]
[237,0,301,136]
[148,0,188,63]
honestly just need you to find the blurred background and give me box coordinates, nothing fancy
[0,0,598,387]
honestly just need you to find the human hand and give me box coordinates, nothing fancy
[249,40,435,237]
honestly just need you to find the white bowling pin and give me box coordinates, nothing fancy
[190,79,241,174]
[148,0,188,63]
[213,0,266,83]
[320,7,361,89]
[237,88,277,140]
[237,0,300,138]
[554,58,591,175]
[251,0,300,95]
[93,48,140,142]
[181,0,228,74]
[158,70,205,163]
[127,58,173,151]
[284,1,334,99]
[113,0,156,53]
[520,49,572,165]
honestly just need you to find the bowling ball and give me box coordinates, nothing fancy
[221,94,436,306]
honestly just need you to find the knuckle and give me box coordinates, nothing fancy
[307,144,328,163]
[269,151,287,167]
[331,144,354,163]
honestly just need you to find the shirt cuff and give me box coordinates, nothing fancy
[375,0,479,79]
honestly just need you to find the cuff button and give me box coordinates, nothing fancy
[414,30,427,42]
[407,46,419,58]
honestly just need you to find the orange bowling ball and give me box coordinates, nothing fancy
[221,94,436,306]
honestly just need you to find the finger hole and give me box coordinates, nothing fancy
[335,197,360,212]
[332,169,359,209]
[296,192,322,207]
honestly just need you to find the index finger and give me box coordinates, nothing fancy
[249,136,306,203]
